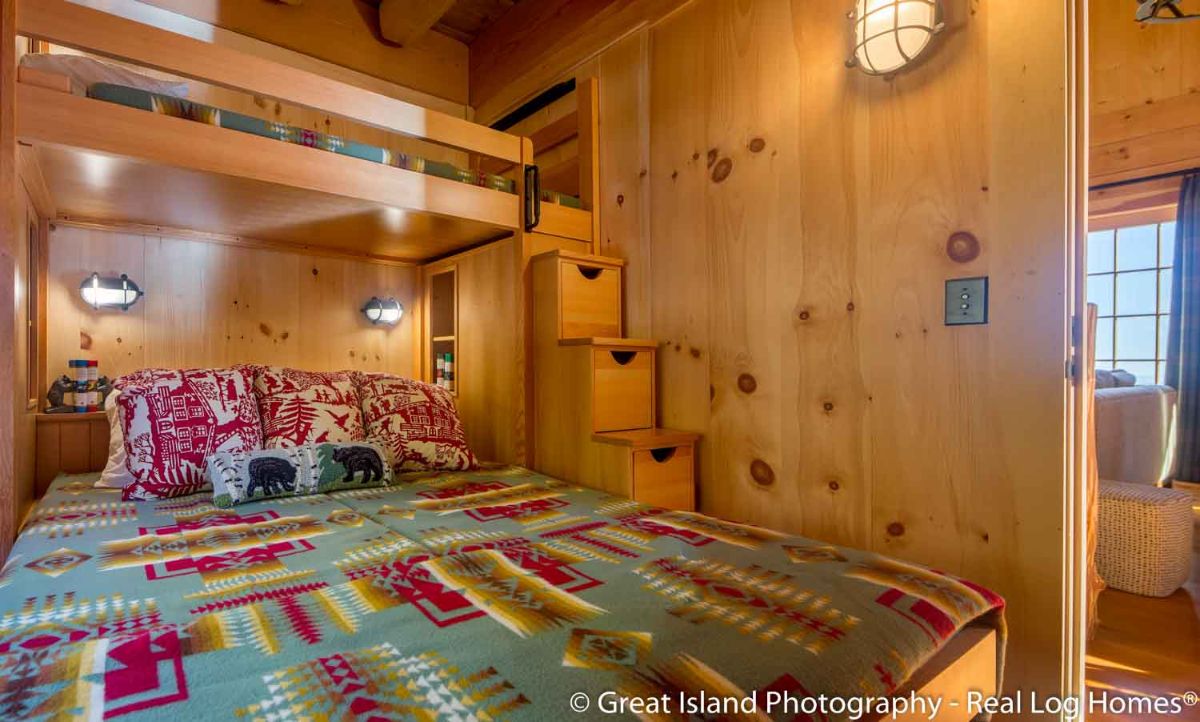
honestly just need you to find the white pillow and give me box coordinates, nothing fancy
[19,53,189,98]
[95,389,136,489]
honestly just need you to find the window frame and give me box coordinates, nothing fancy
[1087,221,1175,385]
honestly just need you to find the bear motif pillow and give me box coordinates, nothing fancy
[206,441,392,507]
[254,367,365,448]
[118,366,263,500]
[354,373,477,471]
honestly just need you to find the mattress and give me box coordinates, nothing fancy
[87,82,584,210]
[0,467,1004,721]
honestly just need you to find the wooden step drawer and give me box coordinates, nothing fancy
[560,259,622,338]
[632,444,695,511]
[592,348,654,432]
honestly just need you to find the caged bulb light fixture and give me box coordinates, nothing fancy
[846,0,944,76]
[80,272,143,311]
[362,296,404,326]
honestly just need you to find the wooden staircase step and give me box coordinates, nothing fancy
[559,337,657,350]
[531,248,625,268]
[593,428,701,449]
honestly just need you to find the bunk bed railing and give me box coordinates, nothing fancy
[17,0,523,164]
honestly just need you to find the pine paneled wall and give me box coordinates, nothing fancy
[569,0,1072,705]
[46,224,418,381]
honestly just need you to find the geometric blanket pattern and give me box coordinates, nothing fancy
[0,466,1004,721]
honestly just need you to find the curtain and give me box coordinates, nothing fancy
[1165,173,1200,482]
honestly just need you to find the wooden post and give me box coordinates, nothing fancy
[515,137,536,466]
[577,77,601,255]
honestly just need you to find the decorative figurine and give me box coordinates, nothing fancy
[44,375,77,413]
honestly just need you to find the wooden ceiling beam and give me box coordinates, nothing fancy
[379,0,455,47]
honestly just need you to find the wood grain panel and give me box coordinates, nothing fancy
[1088,0,1200,187]
[137,0,469,104]
[34,412,107,496]
[1090,0,1200,116]
[423,238,522,464]
[1,0,17,557]
[563,0,1073,703]
[46,224,417,383]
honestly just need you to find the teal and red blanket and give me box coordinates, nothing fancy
[0,466,1003,720]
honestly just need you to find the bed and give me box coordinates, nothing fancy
[83,82,583,211]
[0,466,1003,721]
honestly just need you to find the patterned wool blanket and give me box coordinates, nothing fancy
[0,466,1004,721]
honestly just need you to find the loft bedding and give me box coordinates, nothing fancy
[0,466,1004,721]
[86,82,584,209]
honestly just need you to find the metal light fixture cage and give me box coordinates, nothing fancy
[362,296,404,326]
[79,272,143,311]
[847,0,944,76]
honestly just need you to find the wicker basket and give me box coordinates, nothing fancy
[1097,480,1194,597]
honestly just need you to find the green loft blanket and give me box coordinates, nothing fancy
[0,466,1003,720]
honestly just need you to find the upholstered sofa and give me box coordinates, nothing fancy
[1094,371,1177,487]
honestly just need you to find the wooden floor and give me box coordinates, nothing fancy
[1086,482,1200,721]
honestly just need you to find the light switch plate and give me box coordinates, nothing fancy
[945,276,988,326]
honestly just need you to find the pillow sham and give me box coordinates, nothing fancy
[207,441,392,508]
[95,389,135,489]
[354,373,477,471]
[119,366,263,500]
[254,367,365,448]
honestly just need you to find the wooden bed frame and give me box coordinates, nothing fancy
[14,0,597,265]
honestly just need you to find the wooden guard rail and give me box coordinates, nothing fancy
[17,0,523,163]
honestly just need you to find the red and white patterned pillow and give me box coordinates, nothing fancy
[118,367,263,500]
[354,373,477,471]
[254,367,365,448]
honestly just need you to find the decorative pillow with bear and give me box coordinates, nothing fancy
[254,367,365,448]
[206,441,392,507]
[354,373,477,471]
[118,366,263,500]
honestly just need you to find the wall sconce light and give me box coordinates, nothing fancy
[846,0,944,76]
[362,296,403,326]
[80,272,143,311]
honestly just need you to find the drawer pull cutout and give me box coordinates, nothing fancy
[610,350,637,366]
[650,447,677,463]
[577,265,603,280]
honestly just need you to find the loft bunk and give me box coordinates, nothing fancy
[13,0,597,264]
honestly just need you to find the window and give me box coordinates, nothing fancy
[1087,221,1176,385]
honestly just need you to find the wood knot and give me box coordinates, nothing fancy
[828,480,840,492]
[822,401,834,413]
[616,193,625,207]
[280,331,290,341]
[259,323,272,336]
[692,151,700,160]
[689,347,701,358]
[748,137,766,153]
[311,267,319,276]
[79,331,93,350]
[707,148,718,168]
[846,301,855,312]
[946,231,981,263]
[736,373,757,394]
[710,157,733,183]
[798,310,810,321]
[671,170,679,181]
[887,522,905,537]
[750,459,775,486]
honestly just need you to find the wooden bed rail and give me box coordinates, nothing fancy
[17,0,523,164]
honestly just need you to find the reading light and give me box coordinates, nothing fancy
[847,0,944,76]
[362,296,403,326]
[80,273,143,311]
